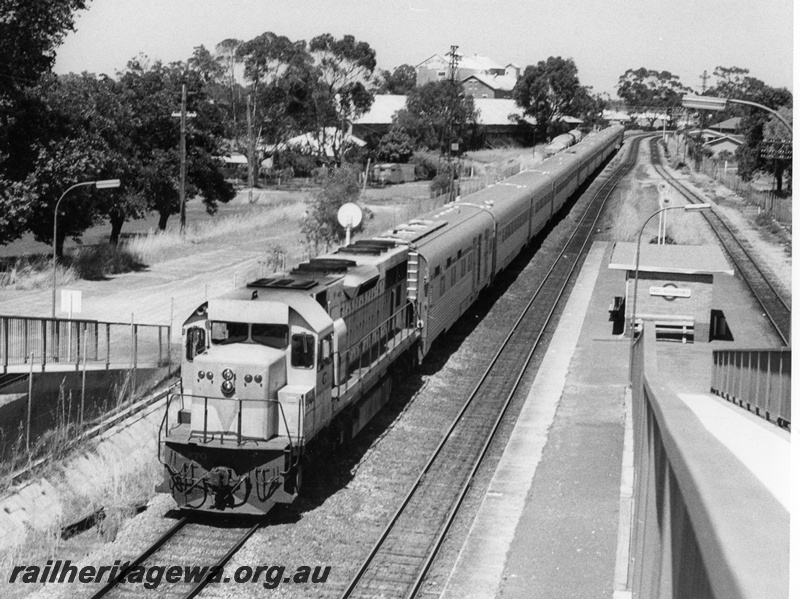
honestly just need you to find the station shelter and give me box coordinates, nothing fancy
[608,243,734,343]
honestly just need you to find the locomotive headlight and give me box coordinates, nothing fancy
[254,374,263,384]
[244,374,253,383]
[221,380,235,396]
[222,368,234,381]
[198,371,206,379]
[207,372,214,381]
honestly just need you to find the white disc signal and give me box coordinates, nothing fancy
[337,202,363,228]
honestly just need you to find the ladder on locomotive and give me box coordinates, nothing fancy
[406,251,420,301]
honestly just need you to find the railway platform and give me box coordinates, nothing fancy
[440,240,788,598]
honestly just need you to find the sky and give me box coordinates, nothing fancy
[53,0,794,97]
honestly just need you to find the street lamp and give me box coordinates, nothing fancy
[627,202,711,386]
[681,95,793,137]
[52,179,121,317]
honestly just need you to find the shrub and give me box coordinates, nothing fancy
[69,245,143,280]
[430,171,455,197]
[410,151,441,180]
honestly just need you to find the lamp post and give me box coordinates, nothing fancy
[52,179,121,317]
[681,95,793,137]
[627,202,711,386]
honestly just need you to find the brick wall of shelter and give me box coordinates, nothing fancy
[626,272,714,332]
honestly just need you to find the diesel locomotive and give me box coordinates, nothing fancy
[157,124,625,514]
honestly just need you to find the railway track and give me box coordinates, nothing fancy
[649,137,791,345]
[88,516,261,599]
[336,135,645,599]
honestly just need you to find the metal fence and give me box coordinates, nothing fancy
[430,156,529,202]
[710,348,791,428]
[0,314,171,373]
[696,158,792,224]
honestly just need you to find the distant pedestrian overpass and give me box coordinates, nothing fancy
[1,314,171,375]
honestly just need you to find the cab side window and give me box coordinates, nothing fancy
[291,333,315,368]
[186,327,206,362]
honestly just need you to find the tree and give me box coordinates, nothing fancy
[236,32,309,186]
[22,135,122,256]
[117,57,234,232]
[734,86,793,190]
[394,80,478,152]
[0,0,91,241]
[309,34,377,163]
[513,57,583,140]
[0,0,88,101]
[377,124,414,162]
[301,165,364,254]
[570,86,608,128]
[616,67,689,128]
[214,39,245,142]
[376,65,417,95]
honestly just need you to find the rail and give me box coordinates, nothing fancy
[710,348,791,428]
[0,314,171,373]
[340,130,642,599]
[626,324,788,598]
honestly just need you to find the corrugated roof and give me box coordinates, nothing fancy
[354,95,407,124]
[462,73,517,91]
[711,117,742,131]
[456,53,505,72]
[354,96,535,127]
[474,98,535,126]
[609,243,734,275]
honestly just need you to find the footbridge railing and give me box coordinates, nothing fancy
[625,324,788,598]
[710,347,791,428]
[0,314,171,374]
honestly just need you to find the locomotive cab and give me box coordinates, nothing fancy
[158,292,335,513]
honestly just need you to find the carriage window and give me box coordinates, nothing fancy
[252,324,289,349]
[185,327,206,361]
[211,321,248,345]
[291,333,315,368]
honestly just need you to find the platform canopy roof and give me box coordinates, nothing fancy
[609,243,734,275]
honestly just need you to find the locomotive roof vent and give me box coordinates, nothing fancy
[247,277,316,290]
[336,239,396,255]
[292,258,356,274]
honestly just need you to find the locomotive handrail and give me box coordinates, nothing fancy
[162,392,297,454]
[336,302,415,395]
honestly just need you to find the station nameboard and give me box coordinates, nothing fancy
[650,286,691,298]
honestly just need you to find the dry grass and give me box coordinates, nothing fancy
[607,180,712,246]
[0,257,76,291]
[0,377,163,599]
[125,203,305,265]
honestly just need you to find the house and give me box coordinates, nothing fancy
[702,134,743,158]
[709,117,741,134]
[352,95,535,148]
[461,73,518,99]
[603,109,632,126]
[416,53,520,88]
[350,94,407,138]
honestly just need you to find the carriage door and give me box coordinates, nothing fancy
[475,235,482,288]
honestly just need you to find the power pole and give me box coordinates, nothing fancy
[698,70,710,138]
[446,45,459,202]
[171,84,196,235]
[179,84,187,234]
[699,70,710,94]
[247,93,255,203]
